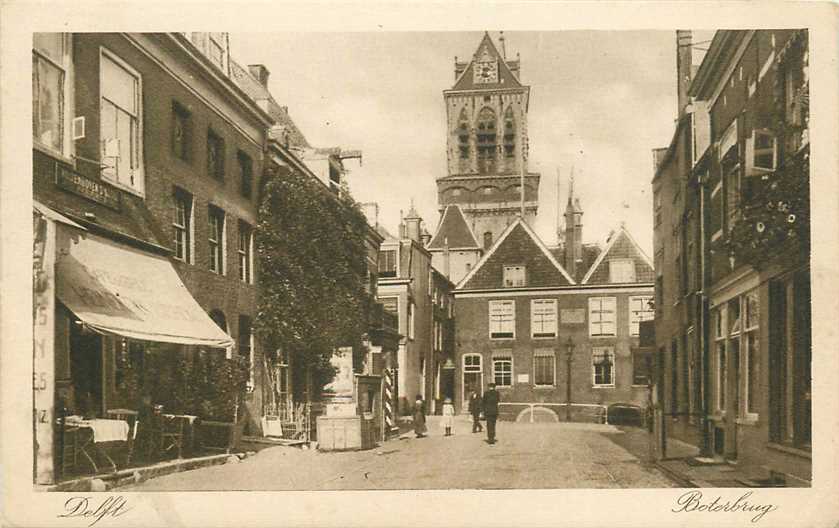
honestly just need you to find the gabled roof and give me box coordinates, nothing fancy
[581,225,655,285]
[451,32,523,92]
[427,204,481,250]
[458,217,575,290]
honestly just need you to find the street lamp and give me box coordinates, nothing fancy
[565,336,575,421]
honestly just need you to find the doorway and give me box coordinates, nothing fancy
[461,353,483,410]
[69,320,103,417]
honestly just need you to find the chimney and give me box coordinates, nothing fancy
[360,202,379,229]
[676,30,693,117]
[248,64,270,87]
[404,200,422,243]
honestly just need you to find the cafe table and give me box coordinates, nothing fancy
[64,416,130,473]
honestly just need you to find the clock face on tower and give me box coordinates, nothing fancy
[473,58,498,84]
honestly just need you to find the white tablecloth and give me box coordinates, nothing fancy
[67,418,129,443]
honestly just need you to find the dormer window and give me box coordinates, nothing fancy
[503,265,525,287]
[608,259,636,283]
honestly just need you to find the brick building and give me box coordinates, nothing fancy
[453,208,655,421]
[32,32,273,483]
[652,30,811,485]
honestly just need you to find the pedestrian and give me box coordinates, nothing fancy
[441,397,455,436]
[413,394,427,438]
[468,391,483,433]
[482,382,500,445]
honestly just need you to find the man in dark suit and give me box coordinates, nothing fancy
[482,382,500,444]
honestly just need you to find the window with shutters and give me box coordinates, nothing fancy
[531,299,557,338]
[488,300,515,339]
[589,297,616,337]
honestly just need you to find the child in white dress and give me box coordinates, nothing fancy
[442,397,455,436]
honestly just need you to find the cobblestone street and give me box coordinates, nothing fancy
[123,417,676,490]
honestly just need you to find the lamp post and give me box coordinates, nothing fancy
[565,336,575,422]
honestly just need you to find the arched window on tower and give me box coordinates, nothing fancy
[457,109,470,160]
[483,231,493,250]
[503,107,516,159]
[476,107,497,174]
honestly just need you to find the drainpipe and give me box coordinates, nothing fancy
[699,168,712,457]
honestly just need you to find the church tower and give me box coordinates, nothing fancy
[436,32,540,249]
[563,173,584,280]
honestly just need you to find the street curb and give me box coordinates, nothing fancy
[37,453,235,492]
[654,461,701,488]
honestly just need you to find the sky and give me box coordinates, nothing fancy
[231,31,713,255]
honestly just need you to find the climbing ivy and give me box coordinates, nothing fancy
[255,170,373,395]
[726,30,810,270]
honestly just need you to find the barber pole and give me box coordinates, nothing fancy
[383,368,395,435]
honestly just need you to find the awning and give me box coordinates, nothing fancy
[34,201,85,230]
[55,232,234,348]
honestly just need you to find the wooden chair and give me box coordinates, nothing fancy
[61,425,80,477]
[159,416,184,459]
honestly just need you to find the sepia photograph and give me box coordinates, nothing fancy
[3,2,838,527]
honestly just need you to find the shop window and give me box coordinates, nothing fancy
[531,299,557,338]
[714,307,727,413]
[592,347,615,387]
[589,297,616,337]
[533,350,555,386]
[207,129,225,180]
[492,355,513,387]
[488,300,515,339]
[33,33,72,155]
[172,189,193,263]
[208,205,226,275]
[101,49,143,194]
[743,289,760,417]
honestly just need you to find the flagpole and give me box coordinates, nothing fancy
[520,126,525,219]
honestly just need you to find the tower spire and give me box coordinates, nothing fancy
[499,31,507,59]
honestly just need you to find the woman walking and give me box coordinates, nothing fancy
[441,398,455,436]
[413,395,427,438]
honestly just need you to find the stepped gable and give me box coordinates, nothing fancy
[459,218,575,290]
[427,204,480,249]
[581,226,654,285]
[451,32,523,92]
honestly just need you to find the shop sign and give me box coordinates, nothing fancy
[561,308,585,324]
[33,212,56,484]
[56,166,120,210]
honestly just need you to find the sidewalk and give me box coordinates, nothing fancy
[653,436,765,487]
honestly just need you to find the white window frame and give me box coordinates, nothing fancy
[408,300,415,340]
[629,295,654,336]
[502,265,526,287]
[492,354,513,388]
[33,33,74,160]
[173,191,193,263]
[608,258,636,284]
[209,206,226,275]
[531,299,557,338]
[589,297,617,337]
[488,300,516,340]
[714,307,727,415]
[99,47,144,196]
[741,289,760,421]
[238,220,253,284]
[462,353,483,406]
[591,347,616,388]
[532,349,556,388]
